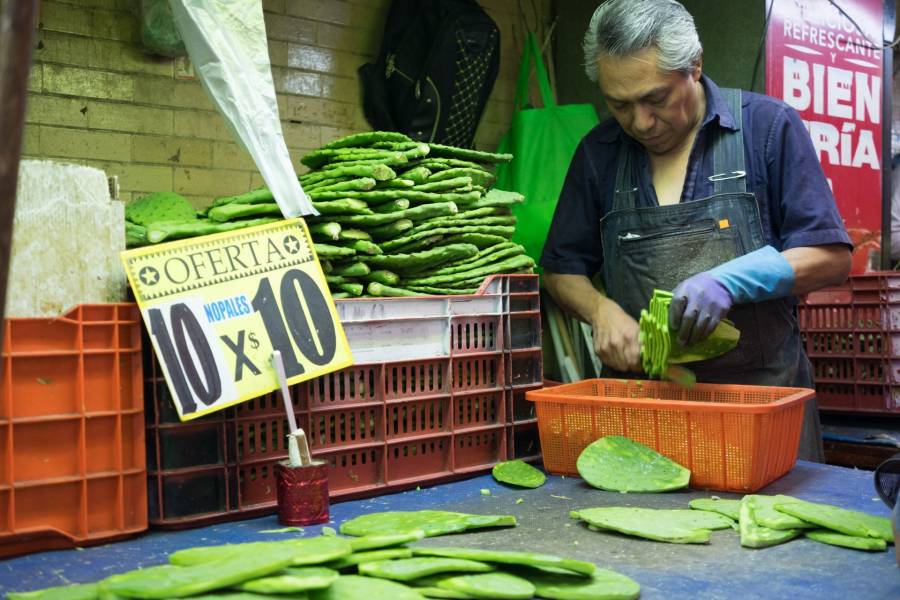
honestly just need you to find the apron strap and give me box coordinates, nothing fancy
[710,88,747,195]
[613,139,640,212]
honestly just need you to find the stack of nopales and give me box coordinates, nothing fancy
[124,190,282,248]
[203,131,535,298]
[572,494,894,552]
[8,512,642,600]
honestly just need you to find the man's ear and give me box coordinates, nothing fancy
[692,55,703,82]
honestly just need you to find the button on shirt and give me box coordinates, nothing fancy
[539,75,852,277]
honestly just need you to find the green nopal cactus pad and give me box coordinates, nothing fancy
[125,192,196,226]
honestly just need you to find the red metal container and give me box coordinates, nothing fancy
[275,460,329,526]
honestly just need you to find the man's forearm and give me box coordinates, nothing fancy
[661,243,850,347]
[542,272,605,325]
[783,244,851,296]
[679,244,850,308]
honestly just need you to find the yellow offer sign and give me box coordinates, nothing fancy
[121,218,353,421]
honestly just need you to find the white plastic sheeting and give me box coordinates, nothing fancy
[169,0,315,217]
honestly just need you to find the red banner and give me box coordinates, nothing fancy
[765,0,883,250]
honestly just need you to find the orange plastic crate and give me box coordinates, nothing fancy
[0,304,147,558]
[527,379,813,493]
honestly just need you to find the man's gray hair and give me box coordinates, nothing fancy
[583,0,702,82]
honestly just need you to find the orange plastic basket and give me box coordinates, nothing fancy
[527,379,814,492]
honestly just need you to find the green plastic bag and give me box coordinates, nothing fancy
[495,33,598,271]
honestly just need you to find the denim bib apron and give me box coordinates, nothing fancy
[598,88,823,461]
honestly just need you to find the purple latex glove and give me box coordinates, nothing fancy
[669,272,733,347]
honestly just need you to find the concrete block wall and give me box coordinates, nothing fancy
[23,0,550,208]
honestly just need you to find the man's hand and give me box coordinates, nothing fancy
[592,297,641,372]
[542,272,641,372]
[669,272,733,346]
[670,245,809,347]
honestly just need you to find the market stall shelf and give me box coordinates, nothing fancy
[799,272,900,413]
[0,304,146,558]
[145,274,542,528]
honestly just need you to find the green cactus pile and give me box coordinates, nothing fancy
[125,131,535,297]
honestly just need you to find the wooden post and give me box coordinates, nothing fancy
[0,0,38,346]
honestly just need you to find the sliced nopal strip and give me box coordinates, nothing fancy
[739,496,802,549]
[411,547,594,577]
[774,499,894,541]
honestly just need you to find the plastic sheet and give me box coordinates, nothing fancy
[169,0,315,217]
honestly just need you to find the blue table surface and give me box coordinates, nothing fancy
[1,460,897,599]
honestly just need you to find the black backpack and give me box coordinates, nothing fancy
[359,0,500,148]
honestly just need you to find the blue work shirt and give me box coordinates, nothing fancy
[540,75,852,277]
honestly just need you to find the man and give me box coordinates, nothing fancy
[540,0,852,461]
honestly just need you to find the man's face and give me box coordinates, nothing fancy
[596,47,703,155]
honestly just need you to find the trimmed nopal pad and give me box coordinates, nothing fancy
[748,495,815,530]
[805,529,888,551]
[189,595,284,599]
[411,547,595,576]
[774,499,894,542]
[511,566,641,600]
[739,496,801,549]
[319,131,412,150]
[432,573,535,599]
[169,536,352,567]
[492,460,546,488]
[359,557,494,581]
[102,544,298,598]
[348,530,426,552]
[327,548,414,569]
[238,566,339,593]
[339,510,516,538]
[410,587,474,599]
[668,320,741,363]
[688,498,741,522]
[576,436,690,493]
[125,192,196,226]
[308,575,423,600]
[573,507,734,544]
